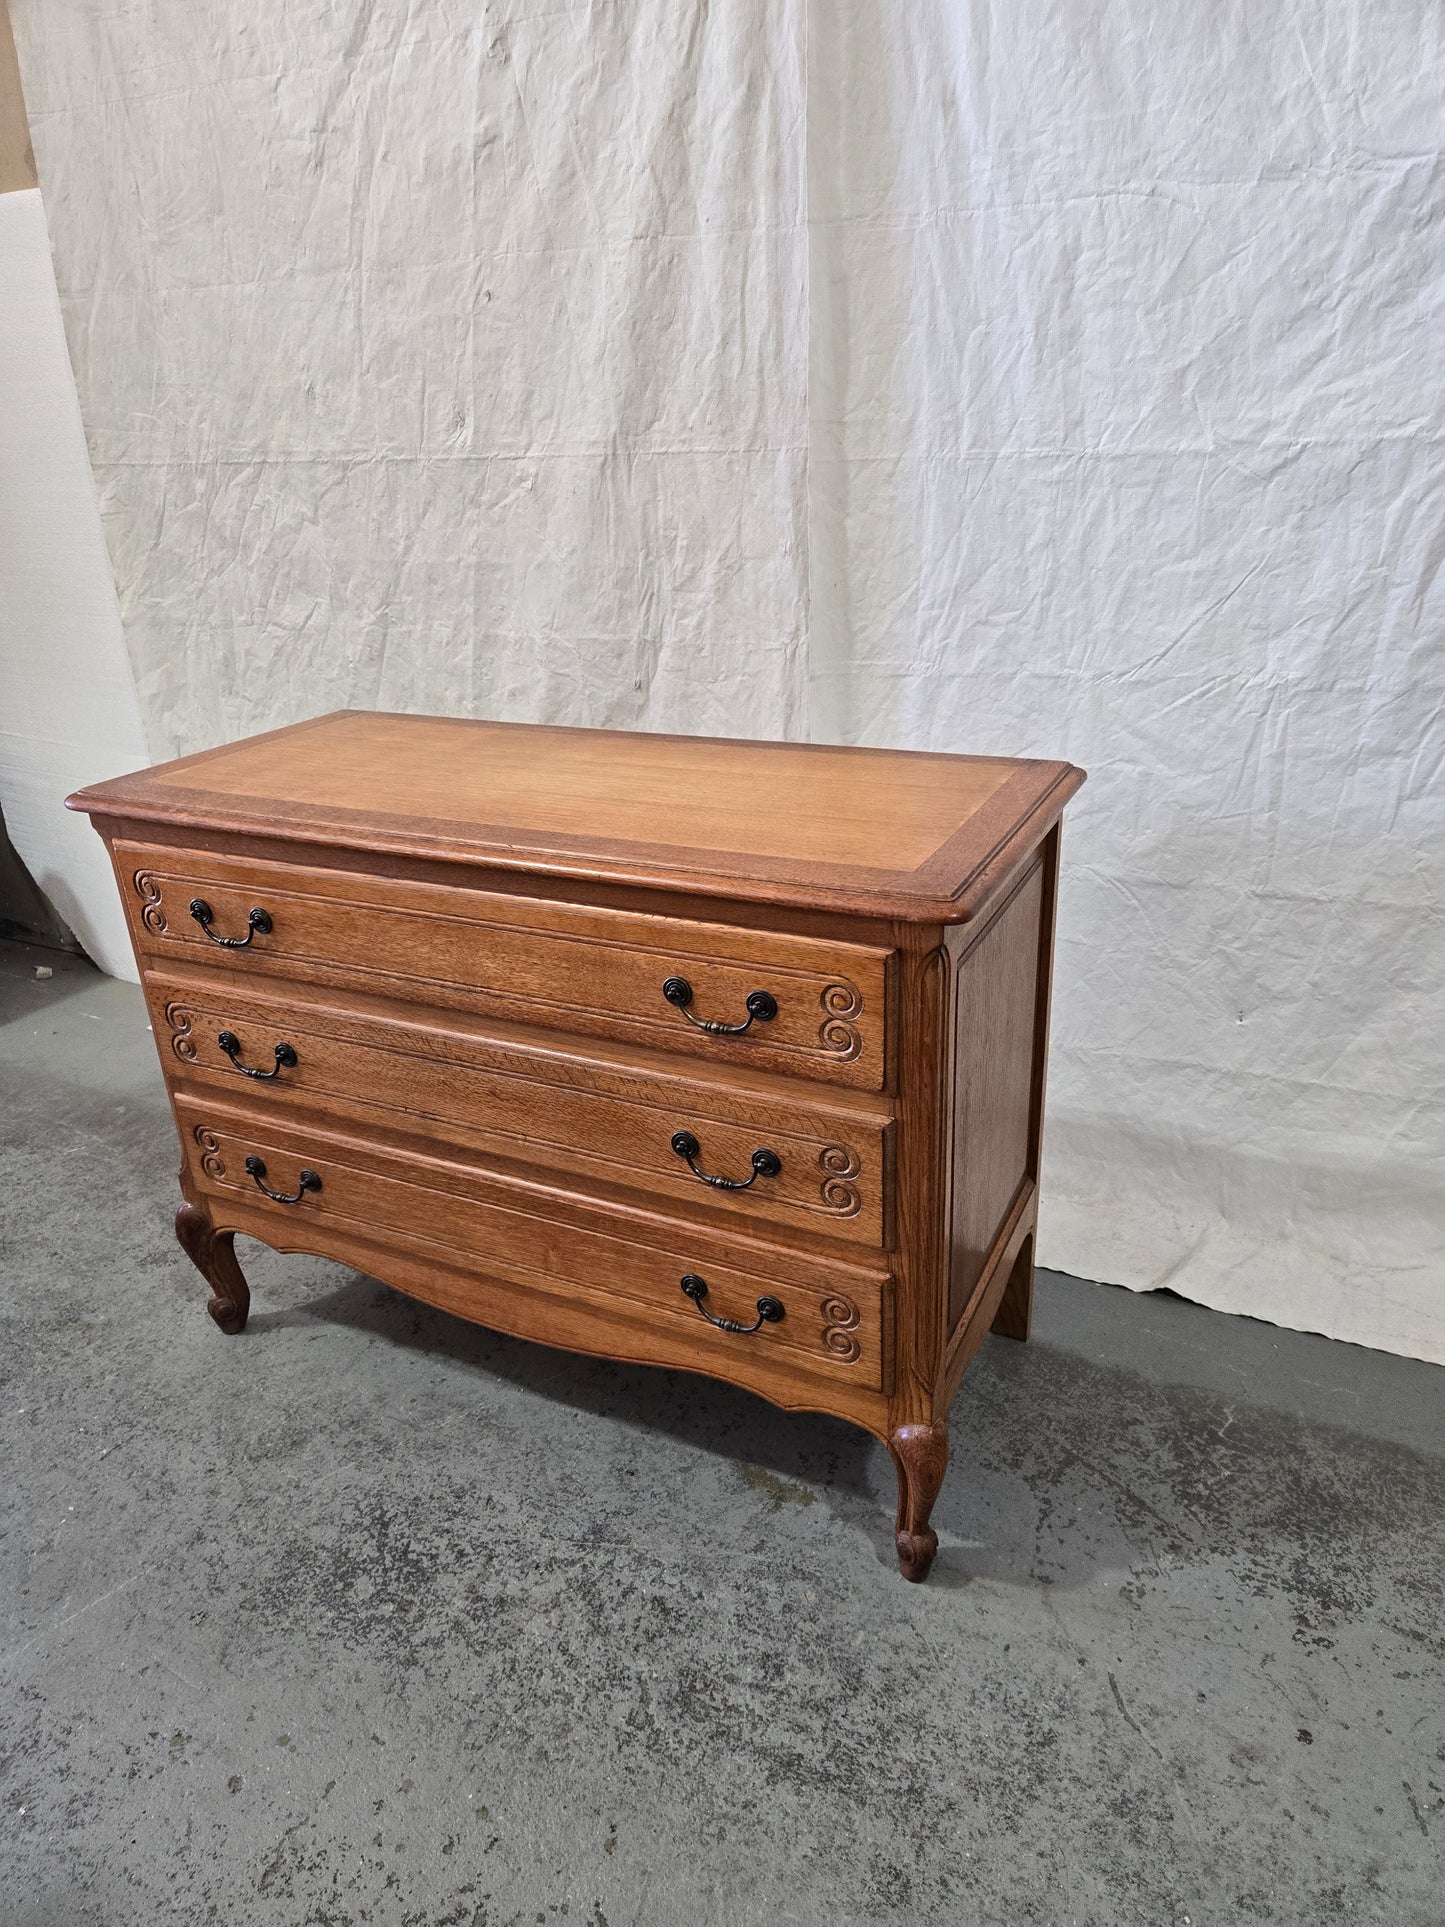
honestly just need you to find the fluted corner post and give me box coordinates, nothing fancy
[883,927,956,1581]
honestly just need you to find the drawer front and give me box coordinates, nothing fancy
[118,843,890,1091]
[149,974,891,1248]
[176,1096,890,1394]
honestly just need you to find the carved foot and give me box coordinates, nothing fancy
[888,1422,949,1582]
[990,1231,1034,1343]
[175,1202,250,1333]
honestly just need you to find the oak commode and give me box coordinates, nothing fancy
[69,712,1084,1582]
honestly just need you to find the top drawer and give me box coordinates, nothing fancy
[115,842,891,1091]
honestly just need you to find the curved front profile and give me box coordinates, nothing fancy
[177,1093,892,1403]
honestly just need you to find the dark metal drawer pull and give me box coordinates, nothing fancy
[662,976,776,1036]
[670,1130,781,1191]
[680,1273,784,1334]
[243,1155,320,1204]
[218,1031,298,1080]
[190,898,272,949]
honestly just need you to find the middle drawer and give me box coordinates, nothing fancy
[147,971,892,1250]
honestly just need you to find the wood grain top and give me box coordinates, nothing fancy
[68,711,1084,921]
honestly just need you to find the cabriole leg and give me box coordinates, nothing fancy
[888,1421,949,1583]
[175,1201,250,1334]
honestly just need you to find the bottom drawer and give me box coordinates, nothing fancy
[176,1095,891,1396]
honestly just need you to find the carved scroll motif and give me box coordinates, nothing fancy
[817,979,864,1060]
[194,1127,226,1180]
[134,871,167,934]
[817,1144,862,1217]
[165,1002,198,1061]
[820,1294,862,1363]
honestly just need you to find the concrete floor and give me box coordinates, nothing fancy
[1,939,1441,1927]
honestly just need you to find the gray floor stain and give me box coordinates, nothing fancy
[2,942,1442,1926]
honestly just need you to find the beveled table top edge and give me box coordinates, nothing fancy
[67,712,1085,925]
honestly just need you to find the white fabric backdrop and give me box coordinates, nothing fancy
[805,4,1445,1363]
[0,188,149,979]
[13,2,1444,1360]
[16,1,809,757]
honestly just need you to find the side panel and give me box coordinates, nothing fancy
[947,850,1050,1329]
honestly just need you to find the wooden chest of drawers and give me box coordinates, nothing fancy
[70,712,1084,1581]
